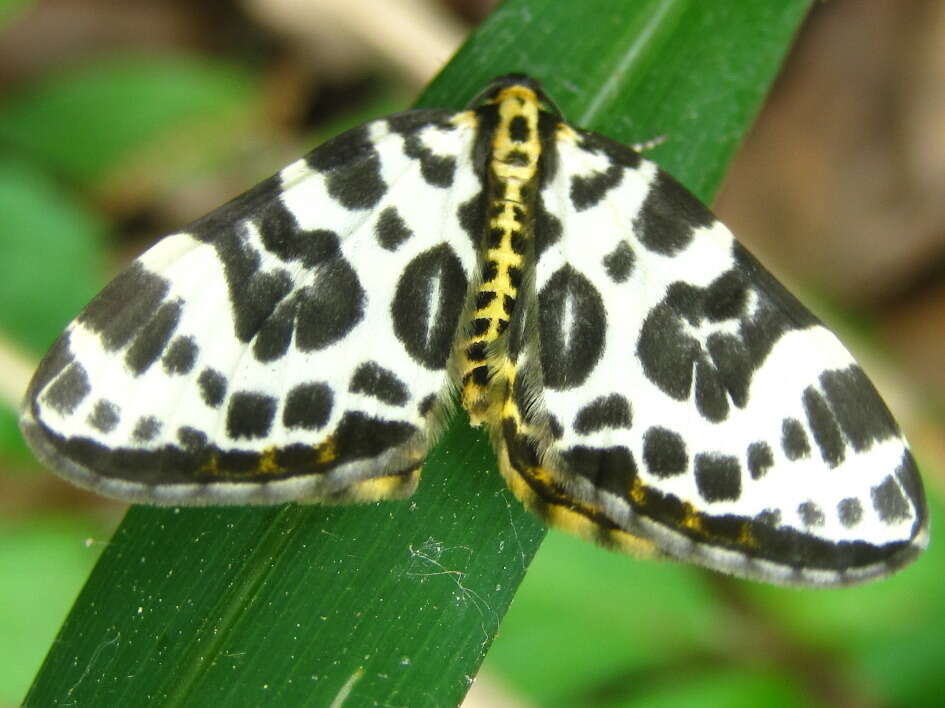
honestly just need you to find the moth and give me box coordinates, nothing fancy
[21,74,927,586]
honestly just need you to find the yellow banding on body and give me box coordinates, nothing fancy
[461,86,543,418]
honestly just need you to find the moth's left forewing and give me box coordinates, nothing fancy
[501,120,927,586]
[22,109,483,506]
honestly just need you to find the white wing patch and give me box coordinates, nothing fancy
[21,75,927,586]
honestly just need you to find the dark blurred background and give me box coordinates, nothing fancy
[0,1,942,706]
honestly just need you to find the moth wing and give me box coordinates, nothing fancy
[497,124,927,586]
[22,110,482,505]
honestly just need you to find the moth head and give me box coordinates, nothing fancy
[467,73,563,116]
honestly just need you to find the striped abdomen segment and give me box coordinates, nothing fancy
[461,85,542,420]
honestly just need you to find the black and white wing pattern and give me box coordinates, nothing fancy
[497,121,927,586]
[22,110,481,505]
[22,74,926,586]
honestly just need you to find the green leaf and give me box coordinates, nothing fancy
[25,1,811,706]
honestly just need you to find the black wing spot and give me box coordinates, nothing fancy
[637,303,697,400]
[198,368,227,408]
[837,497,863,528]
[538,265,605,390]
[694,454,741,502]
[802,386,845,466]
[403,135,456,187]
[255,196,340,267]
[573,394,632,435]
[633,170,714,256]
[306,124,386,209]
[283,382,333,431]
[575,130,641,169]
[798,501,825,527]
[642,427,688,478]
[569,130,641,210]
[296,258,366,351]
[894,451,925,526]
[820,366,899,452]
[226,392,277,440]
[747,441,773,480]
[79,263,170,351]
[375,207,413,251]
[331,411,417,460]
[392,244,467,370]
[42,362,90,416]
[177,426,208,451]
[349,362,409,406]
[781,418,810,460]
[163,336,198,375]
[561,445,637,502]
[253,296,297,363]
[695,358,729,422]
[571,163,623,211]
[704,270,748,321]
[25,332,75,404]
[458,190,487,253]
[88,400,120,433]
[125,301,182,376]
[755,509,781,527]
[533,195,563,259]
[236,270,294,344]
[387,110,459,187]
[871,475,911,523]
[602,241,635,283]
[133,416,161,442]
[706,334,751,409]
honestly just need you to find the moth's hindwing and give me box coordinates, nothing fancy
[496,118,927,586]
[22,109,482,505]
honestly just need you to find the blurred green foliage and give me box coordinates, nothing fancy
[2,1,942,706]
[485,492,945,706]
[0,159,105,353]
[0,0,31,28]
[0,516,110,706]
[0,56,256,185]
